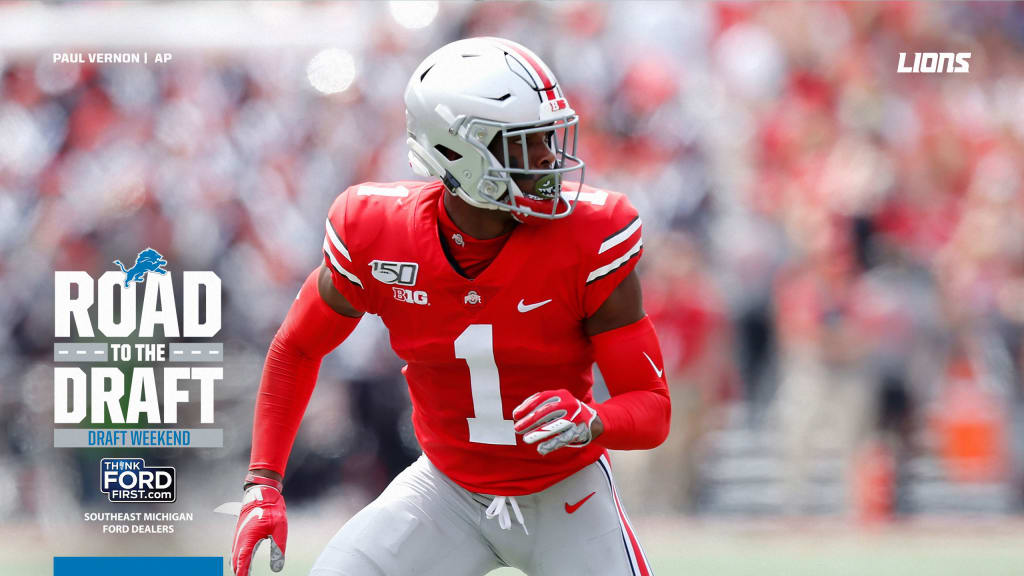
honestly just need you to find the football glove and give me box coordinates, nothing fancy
[218,483,288,576]
[513,389,597,455]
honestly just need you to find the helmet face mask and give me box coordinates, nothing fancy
[404,37,585,221]
[474,115,584,220]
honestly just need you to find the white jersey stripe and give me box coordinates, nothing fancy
[561,189,608,206]
[322,238,363,288]
[325,218,351,261]
[586,237,643,284]
[357,185,409,197]
[598,217,642,254]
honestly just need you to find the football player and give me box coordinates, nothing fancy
[229,37,670,576]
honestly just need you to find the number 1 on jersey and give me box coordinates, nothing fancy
[454,324,516,445]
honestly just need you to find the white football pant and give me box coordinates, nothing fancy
[309,453,653,576]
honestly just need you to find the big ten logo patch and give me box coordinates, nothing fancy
[393,287,429,306]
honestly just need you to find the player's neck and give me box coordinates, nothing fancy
[442,191,516,240]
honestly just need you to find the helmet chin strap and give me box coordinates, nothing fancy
[506,178,537,221]
[454,185,504,211]
[454,175,568,222]
[480,151,550,218]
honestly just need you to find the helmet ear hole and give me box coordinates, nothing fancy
[434,144,462,161]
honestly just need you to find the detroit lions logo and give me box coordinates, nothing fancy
[113,248,168,288]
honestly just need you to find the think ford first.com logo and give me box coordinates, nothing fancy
[897,52,970,74]
[101,458,176,503]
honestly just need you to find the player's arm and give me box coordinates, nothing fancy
[247,265,361,481]
[231,266,362,576]
[583,269,671,449]
[513,269,670,454]
[249,265,362,476]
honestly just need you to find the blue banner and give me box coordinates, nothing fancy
[54,557,222,576]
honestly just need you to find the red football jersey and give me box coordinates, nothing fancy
[322,180,643,495]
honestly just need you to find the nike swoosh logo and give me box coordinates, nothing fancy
[565,491,596,514]
[643,352,663,378]
[517,298,552,313]
[233,507,264,556]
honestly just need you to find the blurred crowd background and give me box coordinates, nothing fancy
[2,1,1024,535]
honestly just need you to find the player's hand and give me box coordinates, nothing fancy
[228,484,288,575]
[513,389,597,455]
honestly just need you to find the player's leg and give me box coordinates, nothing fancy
[310,455,501,576]
[518,454,655,576]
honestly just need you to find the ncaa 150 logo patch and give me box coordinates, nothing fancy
[100,458,176,503]
[370,260,418,286]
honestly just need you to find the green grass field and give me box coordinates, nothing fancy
[13,517,1024,575]
[490,519,1024,576]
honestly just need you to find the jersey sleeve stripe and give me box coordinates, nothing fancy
[586,237,643,284]
[356,185,409,197]
[324,218,351,261]
[598,216,641,255]
[561,188,608,206]
[322,238,363,289]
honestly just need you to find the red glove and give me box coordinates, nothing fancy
[513,389,597,455]
[231,484,287,575]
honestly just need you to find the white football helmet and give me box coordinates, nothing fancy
[404,37,584,221]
